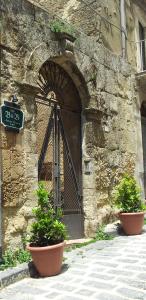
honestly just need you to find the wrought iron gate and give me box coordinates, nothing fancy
[36,95,83,238]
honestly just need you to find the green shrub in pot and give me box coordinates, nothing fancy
[27,182,67,276]
[114,174,146,212]
[114,174,146,235]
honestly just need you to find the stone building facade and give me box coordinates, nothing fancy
[0,0,146,251]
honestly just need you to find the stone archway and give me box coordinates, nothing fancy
[141,102,146,198]
[36,60,84,238]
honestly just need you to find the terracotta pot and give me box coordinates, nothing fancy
[27,241,65,277]
[119,212,144,235]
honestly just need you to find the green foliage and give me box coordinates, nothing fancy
[28,182,67,247]
[95,225,114,240]
[0,248,31,271]
[50,19,76,37]
[114,174,146,213]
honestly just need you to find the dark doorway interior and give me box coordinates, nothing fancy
[141,102,146,198]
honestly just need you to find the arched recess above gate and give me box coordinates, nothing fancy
[37,60,82,112]
[36,58,90,112]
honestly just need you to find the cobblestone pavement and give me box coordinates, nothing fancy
[0,227,146,300]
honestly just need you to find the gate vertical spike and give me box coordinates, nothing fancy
[57,106,61,208]
[53,104,61,211]
[38,108,54,176]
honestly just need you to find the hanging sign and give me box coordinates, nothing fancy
[0,103,24,132]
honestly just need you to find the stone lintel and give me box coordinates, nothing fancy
[15,81,41,96]
[84,107,103,121]
[136,71,146,93]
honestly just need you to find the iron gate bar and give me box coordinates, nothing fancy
[38,61,72,96]
[36,94,58,105]
[57,107,61,207]
[57,108,82,211]
[53,104,61,209]
[38,108,54,175]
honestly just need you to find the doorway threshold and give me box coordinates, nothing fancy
[66,238,92,247]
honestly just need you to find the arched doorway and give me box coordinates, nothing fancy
[35,60,83,238]
[141,102,146,198]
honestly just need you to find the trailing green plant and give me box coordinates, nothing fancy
[0,248,31,271]
[113,174,146,213]
[28,182,67,247]
[50,19,76,38]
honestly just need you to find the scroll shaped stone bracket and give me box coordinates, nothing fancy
[55,33,76,57]
[84,107,103,122]
[60,39,74,57]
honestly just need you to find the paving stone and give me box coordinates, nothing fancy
[68,270,85,276]
[108,268,134,277]
[51,282,77,292]
[72,274,87,281]
[71,264,88,269]
[116,277,146,290]
[83,279,115,290]
[12,284,47,295]
[117,258,138,263]
[75,288,96,297]
[45,291,62,298]
[124,265,146,272]
[137,273,146,281]
[0,293,43,300]
[117,287,146,299]
[90,266,107,272]
[94,261,119,268]
[88,272,115,280]
[59,296,82,300]
[95,292,128,300]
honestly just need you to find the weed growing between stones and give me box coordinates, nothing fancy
[50,19,76,38]
[0,248,31,271]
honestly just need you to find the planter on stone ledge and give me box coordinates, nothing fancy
[50,20,76,55]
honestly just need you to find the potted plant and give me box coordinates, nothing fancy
[114,174,146,235]
[50,19,76,42]
[27,183,67,277]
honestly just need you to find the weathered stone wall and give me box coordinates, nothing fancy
[28,0,146,68]
[0,0,143,247]
[79,43,138,235]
